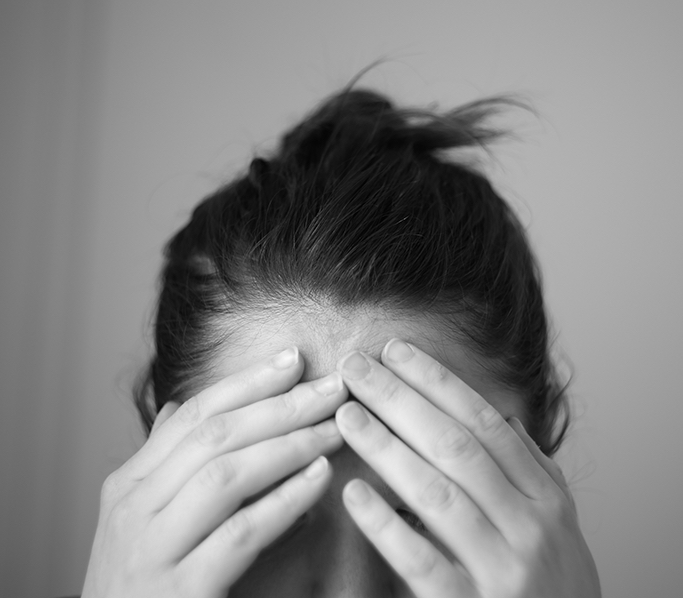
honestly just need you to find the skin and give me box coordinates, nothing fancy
[82,305,600,597]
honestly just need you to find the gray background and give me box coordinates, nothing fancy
[2,1,682,596]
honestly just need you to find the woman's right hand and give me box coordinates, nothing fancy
[82,347,346,598]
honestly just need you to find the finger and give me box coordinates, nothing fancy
[343,479,476,598]
[121,347,304,481]
[135,374,347,511]
[336,401,507,580]
[379,340,557,500]
[178,456,332,596]
[339,351,527,526]
[150,420,343,561]
[507,417,573,503]
[150,401,179,435]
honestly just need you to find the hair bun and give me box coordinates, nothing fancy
[278,89,524,169]
[279,90,396,165]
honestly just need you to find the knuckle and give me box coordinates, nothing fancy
[374,375,404,405]
[101,471,121,501]
[108,493,137,529]
[275,389,300,421]
[271,481,299,515]
[469,401,505,437]
[404,541,439,578]
[522,514,546,549]
[101,469,129,505]
[494,556,528,596]
[422,360,449,389]
[367,425,394,454]
[419,475,460,512]
[194,414,231,448]
[516,498,574,558]
[546,492,577,529]
[199,456,238,489]
[367,506,396,535]
[221,510,255,547]
[434,425,477,461]
[508,511,545,558]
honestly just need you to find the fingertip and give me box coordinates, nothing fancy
[264,346,305,389]
[271,346,300,370]
[303,456,329,480]
[336,401,371,432]
[312,371,345,396]
[312,418,342,438]
[507,416,529,436]
[507,416,533,444]
[343,479,372,506]
[507,417,571,494]
[507,416,548,462]
[382,338,415,364]
[335,350,355,373]
[296,456,335,499]
[151,401,180,434]
[506,415,520,429]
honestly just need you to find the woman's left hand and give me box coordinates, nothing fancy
[335,339,600,598]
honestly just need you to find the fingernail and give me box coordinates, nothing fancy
[384,338,414,363]
[345,479,371,504]
[338,402,369,430]
[313,419,341,437]
[313,372,343,396]
[304,456,328,479]
[272,347,299,369]
[340,352,370,380]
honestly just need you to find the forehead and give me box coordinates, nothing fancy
[211,302,523,418]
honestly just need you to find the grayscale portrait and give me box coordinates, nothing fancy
[2,2,681,597]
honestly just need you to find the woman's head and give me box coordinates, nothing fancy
[136,87,568,457]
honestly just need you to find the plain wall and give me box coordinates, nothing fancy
[1,1,682,596]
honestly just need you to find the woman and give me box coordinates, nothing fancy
[81,88,600,597]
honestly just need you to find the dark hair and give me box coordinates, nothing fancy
[135,88,569,456]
